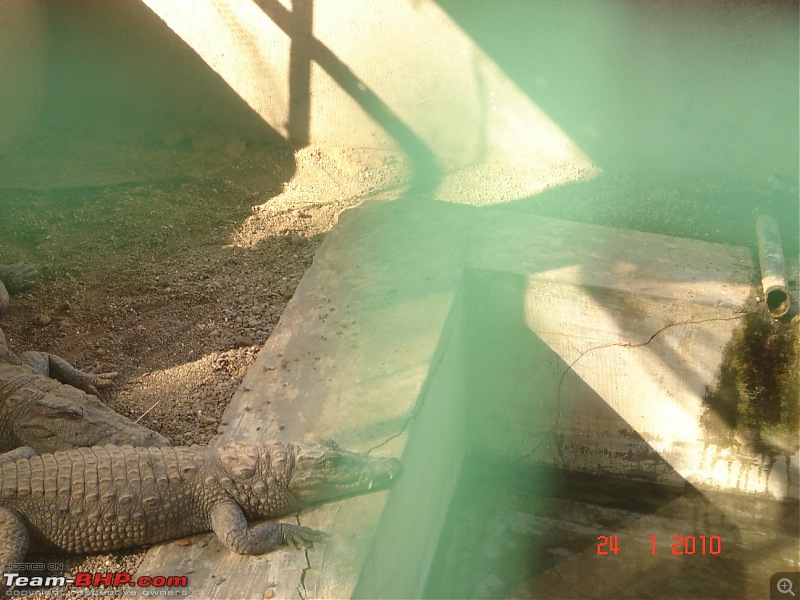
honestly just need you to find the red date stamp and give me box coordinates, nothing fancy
[597,535,722,555]
[664,535,722,555]
[596,535,621,555]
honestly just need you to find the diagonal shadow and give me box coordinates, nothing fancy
[254,0,440,195]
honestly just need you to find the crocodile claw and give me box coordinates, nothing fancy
[88,372,118,394]
[284,524,328,550]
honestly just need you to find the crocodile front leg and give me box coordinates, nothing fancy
[210,501,325,555]
[0,508,29,594]
[19,351,117,396]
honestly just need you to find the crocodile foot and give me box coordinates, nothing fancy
[282,523,328,550]
[89,371,118,391]
[20,351,118,395]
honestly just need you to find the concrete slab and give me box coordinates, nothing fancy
[136,198,795,598]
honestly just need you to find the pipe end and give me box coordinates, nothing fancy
[764,285,791,318]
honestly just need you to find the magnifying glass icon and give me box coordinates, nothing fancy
[778,578,796,597]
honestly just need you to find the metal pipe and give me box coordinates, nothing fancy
[755,214,791,318]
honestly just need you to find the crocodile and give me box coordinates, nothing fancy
[0,439,401,593]
[0,263,168,454]
[1,327,169,454]
[0,263,38,316]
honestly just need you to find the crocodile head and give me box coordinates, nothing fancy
[216,439,401,515]
[287,438,402,503]
[6,382,170,453]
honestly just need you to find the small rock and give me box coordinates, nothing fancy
[198,414,217,426]
[60,300,72,311]
[34,313,52,327]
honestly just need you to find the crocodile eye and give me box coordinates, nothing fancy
[323,456,341,468]
[63,409,83,420]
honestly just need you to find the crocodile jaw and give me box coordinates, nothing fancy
[10,386,170,453]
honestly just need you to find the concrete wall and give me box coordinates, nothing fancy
[0,0,47,155]
[0,0,283,156]
[41,0,282,144]
[353,289,469,600]
[462,268,798,500]
[140,0,797,181]
[437,0,799,177]
[3,0,795,181]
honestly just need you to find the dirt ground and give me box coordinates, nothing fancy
[0,137,412,594]
[1,139,409,446]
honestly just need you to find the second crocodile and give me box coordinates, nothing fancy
[1,327,169,453]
